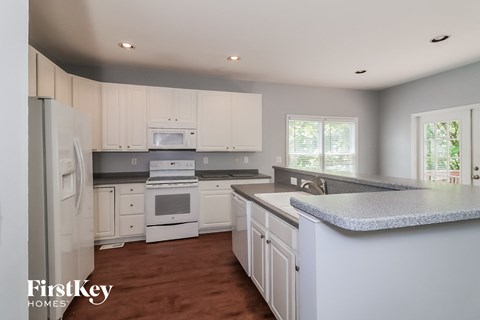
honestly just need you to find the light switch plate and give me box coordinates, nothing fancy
[244,156,249,164]
[290,177,297,185]
[203,157,208,164]
[131,158,137,165]
[276,156,282,163]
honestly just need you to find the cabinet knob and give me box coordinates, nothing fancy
[295,266,300,272]
[130,225,133,228]
[175,119,178,121]
[130,204,133,207]
[110,190,113,193]
[226,147,229,150]
[119,146,122,148]
[260,235,265,239]
[168,118,171,121]
[127,146,130,148]
[216,185,219,187]
[130,189,133,191]
[266,240,271,244]
[233,146,236,149]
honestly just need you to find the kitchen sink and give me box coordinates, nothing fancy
[255,192,316,219]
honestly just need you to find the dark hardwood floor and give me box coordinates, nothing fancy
[63,232,275,320]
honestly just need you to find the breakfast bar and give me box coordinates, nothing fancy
[284,167,480,320]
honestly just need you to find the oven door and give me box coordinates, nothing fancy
[145,184,199,226]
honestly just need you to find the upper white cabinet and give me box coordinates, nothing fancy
[197,91,262,152]
[36,51,55,99]
[30,46,73,107]
[28,46,37,96]
[72,76,102,150]
[54,66,72,107]
[102,83,147,151]
[232,93,262,151]
[147,87,197,128]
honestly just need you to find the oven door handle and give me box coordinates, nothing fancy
[146,183,198,189]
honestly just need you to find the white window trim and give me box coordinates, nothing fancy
[285,114,359,172]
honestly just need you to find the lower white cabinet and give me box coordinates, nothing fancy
[93,187,115,239]
[250,203,298,320]
[199,179,270,233]
[93,183,145,241]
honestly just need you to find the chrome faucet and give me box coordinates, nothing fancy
[300,178,327,195]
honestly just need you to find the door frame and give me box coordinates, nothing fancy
[411,103,480,183]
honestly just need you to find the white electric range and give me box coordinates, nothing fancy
[145,160,199,243]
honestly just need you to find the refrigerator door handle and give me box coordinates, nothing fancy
[74,138,85,215]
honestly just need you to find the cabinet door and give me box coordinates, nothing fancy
[146,86,174,127]
[93,187,115,239]
[36,52,55,98]
[54,67,72,107]
[72,76,102,150]
[197,91,232,151]
[232,93,262,151]
[125,85,147,150]
[28,46,37,96]
[102,83,123,150]
[199,189,233,230]
[269,235,296,320]
[173,89,197,128]
[251,219,268,300]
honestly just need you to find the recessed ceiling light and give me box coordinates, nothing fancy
[118,42,135,50]
[355,70,367,74]
[227,56,241,61]
[430,35,450,43]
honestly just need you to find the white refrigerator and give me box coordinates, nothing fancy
[28,98,94,319]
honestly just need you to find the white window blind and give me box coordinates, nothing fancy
[287,115,357,173]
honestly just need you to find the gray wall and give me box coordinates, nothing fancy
[0,0,29,317]
[378,61,480,178]
[67,65,380,176]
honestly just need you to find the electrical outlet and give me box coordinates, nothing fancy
[290,177,297,185]
[203,157,208,164]
[276,156,282,163]
[131,158,137,165]
[244,156,249,164]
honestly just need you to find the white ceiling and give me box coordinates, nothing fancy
[29,0,480,90]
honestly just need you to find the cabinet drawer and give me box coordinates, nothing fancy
[119,194,144,215]
[269,213,297,249]
[199,180,234,191]
[119,184,145,195]
[251,203,267,227]
[119,214,145,236]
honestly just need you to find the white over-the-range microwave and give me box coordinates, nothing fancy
[147,128,197,150]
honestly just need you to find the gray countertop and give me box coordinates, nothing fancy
[93,169,271,186]
[277,166,480,231]
[231,183,302,227]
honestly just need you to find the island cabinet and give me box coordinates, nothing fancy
[197,91,262,152]
[72,75,102,150]
[251,203,298,320]
[146,86,198,128]
[102,83,147,151]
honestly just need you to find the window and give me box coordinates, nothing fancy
[287,115,357,173]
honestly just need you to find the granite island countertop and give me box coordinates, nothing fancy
[278,166,480,231]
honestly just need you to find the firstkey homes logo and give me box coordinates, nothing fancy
[28,280,113,307]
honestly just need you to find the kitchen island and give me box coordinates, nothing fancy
[279,167,480,320]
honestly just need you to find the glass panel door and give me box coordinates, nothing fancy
[417,110,471,184]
